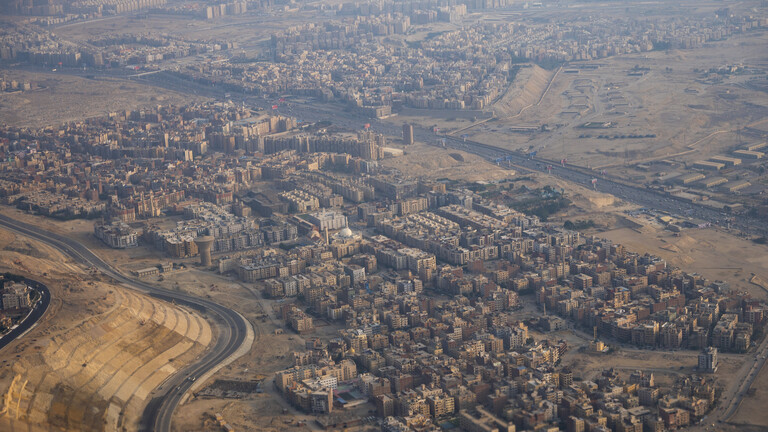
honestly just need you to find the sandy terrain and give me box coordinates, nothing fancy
[460,30,768,170]
[561,342,743,384]
[380,143,516,182]
[492,65,556,120]
[52,11,315,53]
[383,62,554,140]
[0,225,213,432]
[473,166,768,301]
[377,138,768,300]
[733,358,768,428]
[598,226,768,300]
[384,110,475,137]
[0,207,177,271]
[0,70,203,128]
[0,208,317,431]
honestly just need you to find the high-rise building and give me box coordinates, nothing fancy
[698,347,718,373]
[403,123,414,145]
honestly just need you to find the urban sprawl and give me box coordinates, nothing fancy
[0,101,765,432]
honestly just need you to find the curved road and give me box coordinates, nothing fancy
[0,214,248,432]
[0,277,50,352]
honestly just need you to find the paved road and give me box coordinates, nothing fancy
[237,96,767,237]
[191,87,766,238]
[718,333,768,425]
[681,333,768,431]
[0,214,248,432]
[565,307,768,429]
[0,277,50,352]
[427,134,768,237]
[12,66,768,238]
[10,66,768,429]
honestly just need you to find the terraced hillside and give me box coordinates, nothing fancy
[0,227,213,432]
[492,64,556,118]
[1,287,212,431]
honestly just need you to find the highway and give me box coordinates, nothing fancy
[719,333,768,426]
[288,98,766,236]
[231,94,768,237]
[431,133,768,237]
[0,214,249,432]
[0,277,50,352]
[274,97,768,430]
[681,330,768,431]
[14,57,768,238]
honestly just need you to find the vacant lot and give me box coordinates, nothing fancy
[0,70,202,128]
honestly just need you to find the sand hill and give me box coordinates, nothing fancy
[0,228,213,432]
[493,65,555,118]
[381,143,515,182]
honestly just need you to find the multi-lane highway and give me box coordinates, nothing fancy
[0,214,249,432]
[18,57,768,238]
[231,94,767,237]
[429,134,768,236]
[259,95,767,236]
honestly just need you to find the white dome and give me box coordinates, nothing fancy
[339,227,353,237]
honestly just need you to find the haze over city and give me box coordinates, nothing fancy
[0,0,767,431]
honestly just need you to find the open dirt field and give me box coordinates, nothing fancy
[562,345,743,382]
[0,207,174,271]
[156,268,348,431]
[0,70,203,128]
[0,208,321,431]
[492,65,556,119]
[52,11,315,52]
[495,169,768,301]
[461,30,768,170]
[380,143,516,182]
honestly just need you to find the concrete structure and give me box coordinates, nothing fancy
[709,155,741,167]
[1,282,31,310]
[459,406,516,432]
[306,210,348,231]
[700,177,727,188]
[676,173,705,185]
[692,160,725,171]
[745,142,767,151]
[733,149,764,159]
[194,235,215,267]
[698,347,718,373]
[94,221,138,249]
[724,180,751,192]
[403,123,414,145]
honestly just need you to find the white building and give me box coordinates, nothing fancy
[307,210,348,231]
